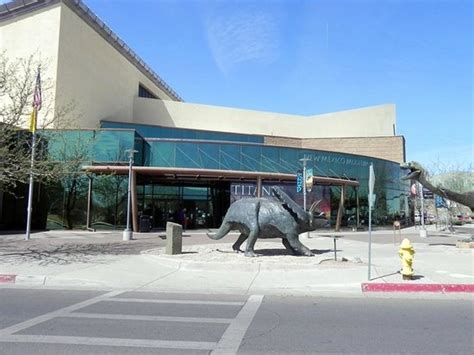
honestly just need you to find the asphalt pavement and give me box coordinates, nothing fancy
[0,288,472,354]
[0,225,473,298]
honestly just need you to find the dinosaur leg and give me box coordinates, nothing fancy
[232,233,247,253]
[282,238,298,255]
[286,234,314,256]
[244,230,259,257]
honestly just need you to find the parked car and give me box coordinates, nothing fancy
[452,215,465,225]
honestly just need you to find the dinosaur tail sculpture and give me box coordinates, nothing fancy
[207,221,233,240]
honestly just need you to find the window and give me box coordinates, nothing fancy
[138,84,158,99]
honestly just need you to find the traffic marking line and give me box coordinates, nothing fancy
[361,283,474,293]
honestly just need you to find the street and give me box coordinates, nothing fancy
[0,287,472,354]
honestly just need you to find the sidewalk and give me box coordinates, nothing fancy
[0,226,473,299]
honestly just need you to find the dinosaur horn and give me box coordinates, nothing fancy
[309,200,322,213]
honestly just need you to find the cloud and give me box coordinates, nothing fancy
[206,11,279,73]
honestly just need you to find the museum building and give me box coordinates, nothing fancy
[0,0,410,231]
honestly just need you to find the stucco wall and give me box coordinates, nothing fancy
[55,3,175,129]
[0,4,61,128]
[265,136,406,163]
[133,97,396,139]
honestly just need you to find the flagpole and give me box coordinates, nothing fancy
[25,131,36,240]
[25,66,41,241]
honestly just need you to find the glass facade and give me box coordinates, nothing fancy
[0,125,408,230]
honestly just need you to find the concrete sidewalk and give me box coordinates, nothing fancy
[0,226,473,299]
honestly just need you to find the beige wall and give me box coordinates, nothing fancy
[133,97,396,139]
[55,3,175,128]
[265,136,406,163]
[0,4,61,128]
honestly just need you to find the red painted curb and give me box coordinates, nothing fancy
[0,274,16,284]
[362,283,474,293]
[442,284,474,293]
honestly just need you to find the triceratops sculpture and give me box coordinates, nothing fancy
[207,186,328,257]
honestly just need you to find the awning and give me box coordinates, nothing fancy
[83,165,359,187]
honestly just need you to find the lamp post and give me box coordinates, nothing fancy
[123,149,138,241]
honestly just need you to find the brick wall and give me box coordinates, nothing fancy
[264,136,406,163]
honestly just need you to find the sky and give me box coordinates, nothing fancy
[7,0,473,171]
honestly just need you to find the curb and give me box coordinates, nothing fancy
[0,274,16,284]
[361,282,474,293]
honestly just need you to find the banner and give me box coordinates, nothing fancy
[305,168,313,192]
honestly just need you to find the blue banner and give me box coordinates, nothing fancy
[296,170,303,193]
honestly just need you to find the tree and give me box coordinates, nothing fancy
[0,52,75,194]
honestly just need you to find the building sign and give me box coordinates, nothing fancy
[422,187,434,199]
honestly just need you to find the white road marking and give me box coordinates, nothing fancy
[67,312,233,324]
[0,335,216,350]
[211,294,264,355]
[450,273,474,278]
[0,290,123,336]
[106,297,245,306]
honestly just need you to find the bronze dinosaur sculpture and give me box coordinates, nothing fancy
[401,161,474,211]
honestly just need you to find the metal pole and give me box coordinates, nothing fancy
[25,133,36,240]
[303,162,307,211]
[368,199,372,280]
[367,163,374,281]
[420,182,425,229]
[123,149,137,241]
[299,156,311,239]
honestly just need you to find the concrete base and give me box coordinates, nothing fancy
[122,229,133,241]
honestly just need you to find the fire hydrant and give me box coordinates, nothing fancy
[399,238,415,280]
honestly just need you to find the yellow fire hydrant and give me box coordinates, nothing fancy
[399,238,415,280]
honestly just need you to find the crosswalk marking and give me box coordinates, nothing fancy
[106,297,245,306]
[0,290,123,337]
[211,294,264,355]
[67,312,233,324]
[0,291,264,352]
[0,334,217,350]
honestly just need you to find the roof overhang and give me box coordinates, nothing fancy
[83,165,360,187]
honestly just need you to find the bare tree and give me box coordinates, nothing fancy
[0,52,76,194]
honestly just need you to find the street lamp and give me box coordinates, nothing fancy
[123,149,138,241]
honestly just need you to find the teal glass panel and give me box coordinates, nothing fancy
[149,142,176,167]
[197,143,220,170]
[176,142,202,168]
[44,130,94,163]
[279,148,299,173]
[260,146,281,172]
[240,145,261,171]
[92,174,127,229]
[93,130,135,163]
[219,145,241,170]
[101,120,264,143]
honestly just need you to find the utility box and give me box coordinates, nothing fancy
[166,222,182,255]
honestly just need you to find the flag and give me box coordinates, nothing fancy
[29,68,42,133]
